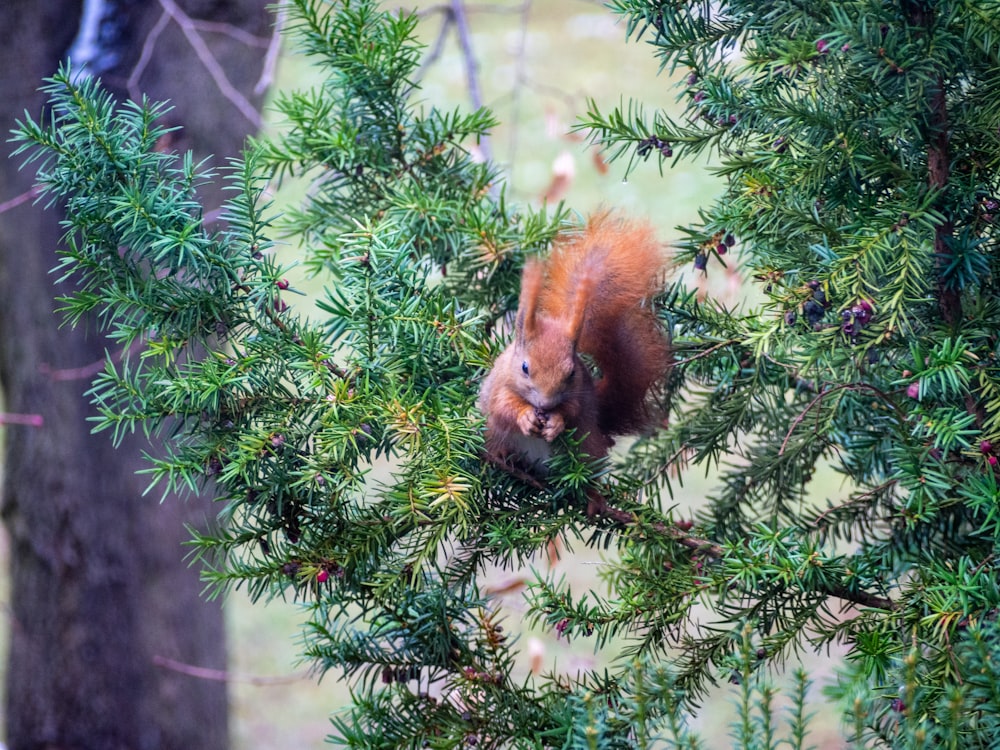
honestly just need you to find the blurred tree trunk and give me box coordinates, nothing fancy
[0,1,273,747]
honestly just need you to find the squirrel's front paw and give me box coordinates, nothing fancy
[517,406,544,437]
[540,411,565,442]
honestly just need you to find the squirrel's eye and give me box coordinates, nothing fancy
[521,361,529,376]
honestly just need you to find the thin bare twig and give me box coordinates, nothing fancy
[0,413,44,427]
[39,340,145,382]
[0,187,40,215]
[779,382,904,456]
[190,19,271,49]
[153,654,310,685]
[127,10,172,100]
[156,0,263,129]
[449,0,492,161]
[506,1,532,186]
[411,2,493,162]
[812,479,899,529]
[256,0,288,96]
[672,338,740,367]
[416,10,453,77]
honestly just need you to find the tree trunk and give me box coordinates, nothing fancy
[0,1,272,747]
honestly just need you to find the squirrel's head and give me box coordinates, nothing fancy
[514,314,580,410]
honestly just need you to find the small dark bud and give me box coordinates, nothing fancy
[980,440,993,454]
[784,310,798,326]
[675,519,694,531]
[715,243,728,256]
[693,90,705,103]
[281,561,300,577]
[841,43,850,52]
[686,72,698,86]
[271,433,286,448]
[724,233,736,247]
[812,287,827,306]
[756,648,767,660]
[555,618,570,636]
[816,39,829,54]
[891,698,905,713]
[990,455,999,468]
[694,253,708,270]
[277,278,290,290]
[806,280,820,290]
[907,382,921,400]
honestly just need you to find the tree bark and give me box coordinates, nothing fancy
[0,1,272,747]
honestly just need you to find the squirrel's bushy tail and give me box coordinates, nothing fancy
[544,212,671,437]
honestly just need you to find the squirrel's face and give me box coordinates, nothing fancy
[515,315,580,411]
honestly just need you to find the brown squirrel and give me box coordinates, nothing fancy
[478,213,671,468]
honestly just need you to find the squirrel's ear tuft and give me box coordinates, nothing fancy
[516,258,545,342]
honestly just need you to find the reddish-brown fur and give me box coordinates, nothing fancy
[478,213,670,467]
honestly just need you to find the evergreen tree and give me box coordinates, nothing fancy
[11,0,1000,746]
